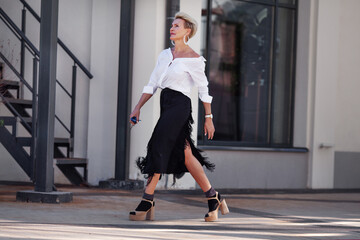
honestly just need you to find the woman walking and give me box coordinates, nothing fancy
[128,12,229,222]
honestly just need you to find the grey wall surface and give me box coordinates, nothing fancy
[203,150,308,189]
[334,151,360,189]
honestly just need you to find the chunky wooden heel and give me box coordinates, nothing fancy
[129,199,155,221]
[204,192,229,222]
[146,205,155,220]
[220,199,229,215]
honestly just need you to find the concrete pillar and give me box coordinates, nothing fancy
[87,0,121,186]
[307,0,340,188]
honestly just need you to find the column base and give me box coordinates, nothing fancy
[16,190,73,203]
[99,179,144,190]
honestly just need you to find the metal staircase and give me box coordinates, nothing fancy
[0,0,93,186]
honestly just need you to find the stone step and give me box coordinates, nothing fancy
[4,98,32,108]
[55,158,87,165]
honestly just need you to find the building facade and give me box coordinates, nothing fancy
[0,0,359,190]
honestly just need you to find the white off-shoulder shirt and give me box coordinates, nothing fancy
[142,48,213,103]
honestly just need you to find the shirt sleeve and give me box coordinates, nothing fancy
[142,54,162,95]
[188,59,213,103]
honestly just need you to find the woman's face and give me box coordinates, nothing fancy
[170,18,190,41]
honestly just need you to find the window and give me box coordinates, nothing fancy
[198,0,297,148]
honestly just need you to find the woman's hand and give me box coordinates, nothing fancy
[129,106,140,126]
[129,93,153,126]
[204,118,215,140]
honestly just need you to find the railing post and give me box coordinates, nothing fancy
[20,6,26,99]
[30,57,38,181]
[70,63,77,157]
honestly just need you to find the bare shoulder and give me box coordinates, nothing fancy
[172,47,201,58]
[188,49,200,58]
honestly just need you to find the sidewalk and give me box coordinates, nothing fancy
[0,184,359,240]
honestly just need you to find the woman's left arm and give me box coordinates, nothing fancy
[203,102,215,140]
[187,59,215,139]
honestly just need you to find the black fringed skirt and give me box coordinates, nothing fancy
[136,88,215,183]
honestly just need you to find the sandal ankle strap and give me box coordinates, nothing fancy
[141,198,154,204]
[207,192,220,203]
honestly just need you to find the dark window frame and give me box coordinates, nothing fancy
[198,0,299,150]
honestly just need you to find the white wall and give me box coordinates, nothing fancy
[87,0,120,186]
[57,0,92,160]
[308,0,340,188]
[335,0,360,152]
[333,0,360,189]
[306,0,349,189]
[305,0,360,189]
[206,150,308,189]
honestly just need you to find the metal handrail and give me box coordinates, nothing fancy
[1,8,71,136]
[1,11,75,98]
[0,8,40,57]
[0,15,36,57]
[0,52,33,92]
[56,80,72,98]
[19,0,93,79]
[1,10,70,98]
[55,115,71,134]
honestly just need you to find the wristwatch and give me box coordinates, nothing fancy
[205,113,213,119]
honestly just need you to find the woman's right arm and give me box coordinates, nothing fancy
[129,93,153,125]
[130,50,165,125]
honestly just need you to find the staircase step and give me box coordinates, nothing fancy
[0,116,17,126]
[54,138,71,143]
[4,98,32,108]
[0,79,20,88]
[19,117,32,123]
[16,137,71,147]
[54,138,71,148]
[16,137,31,146]
[15,117,32,129]
[55,158,87,165]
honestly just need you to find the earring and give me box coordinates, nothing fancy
[171,40,175,46]
[183,35,189,45]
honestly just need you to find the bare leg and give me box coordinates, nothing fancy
[184,145,229,221]
[129,174,160,221]
[144,173,161,195]
[184,143,212,192]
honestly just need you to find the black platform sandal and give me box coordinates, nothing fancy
[204,192,229,222]
[129,199,155,221]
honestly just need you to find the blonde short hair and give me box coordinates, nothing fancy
[174,12,198,39]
